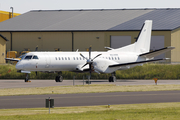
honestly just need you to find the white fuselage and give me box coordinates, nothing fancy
[16,51,144,74]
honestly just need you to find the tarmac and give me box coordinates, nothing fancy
[0,79,179,89]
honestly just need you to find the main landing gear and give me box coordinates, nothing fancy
[109,72,116,82]
[55,72,63,82]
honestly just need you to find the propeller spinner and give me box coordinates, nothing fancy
[80,47,102,77]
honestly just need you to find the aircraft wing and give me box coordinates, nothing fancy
[139,46,175,59]
[5,58,20,62]
[109,58,168,68]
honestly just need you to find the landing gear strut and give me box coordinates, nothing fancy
[55,72,63,82]
[25,74,29,82]
[109,72,116,82]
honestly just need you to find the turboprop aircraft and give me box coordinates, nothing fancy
[14,20,174,82]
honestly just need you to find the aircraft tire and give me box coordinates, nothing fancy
[55,76,63,82]
[109,76,116,82]
[25,78,28,82]
[109,76,112,82]
[55,76,59,82]
[112,76,116,82]
[59,76,63,82]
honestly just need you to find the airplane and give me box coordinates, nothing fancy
[13,20,174,82]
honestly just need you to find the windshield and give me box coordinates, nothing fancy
[21,54,39,61]
[19,54,27,61]
[24,55,33,60]
[33,55,39,59]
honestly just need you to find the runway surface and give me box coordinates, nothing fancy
[0,90,180,109]
[0,79,180,88]
[0,79,180,109]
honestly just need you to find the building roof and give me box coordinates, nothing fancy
[0,34,9,41]
[0,8,180,32]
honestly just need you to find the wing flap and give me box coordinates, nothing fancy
[139,46,175,59]
[109,58,168,68]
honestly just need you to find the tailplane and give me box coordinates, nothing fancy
[108,20,152,54]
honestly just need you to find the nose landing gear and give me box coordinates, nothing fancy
[25,74,30,82]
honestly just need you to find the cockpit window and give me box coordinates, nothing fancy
[33,55,39,59]
[24,55,32,59]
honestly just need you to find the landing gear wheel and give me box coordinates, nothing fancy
[109,76,112,82]
[55,75,63,82]
[108,76,116,82]
[25,78,29,82]
[25,74,29,82]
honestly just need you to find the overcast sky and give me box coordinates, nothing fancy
[0,0,180,14]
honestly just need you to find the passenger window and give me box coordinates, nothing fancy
[33,55,38,59]
[114,57,117,60]
[109,57,111,60]
[59,57,61,60]
[73,57,75,60]
[80,57,81,60]
[68,57,70,60]
[62,57,64,60]
[25,55,32,60]
[118,57,120,60]
[112,57,114,60]
[76,57,78,60]
[65,57,67,60]
[55,57,57,60]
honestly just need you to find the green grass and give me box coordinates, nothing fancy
[1,84,180,96]
[1,63,180,79]
[0,103,180,120]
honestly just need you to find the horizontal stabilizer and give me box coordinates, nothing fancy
[139,46,175,59]
[109,58,168,68]
[105,47,114,50]
[5,58,20,62]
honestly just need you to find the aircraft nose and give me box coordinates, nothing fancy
[16,62,23,70]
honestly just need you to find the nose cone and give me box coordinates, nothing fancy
[16,62,23,70]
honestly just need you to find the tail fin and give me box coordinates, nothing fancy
[134,20,152,53]
[108,20,152,54]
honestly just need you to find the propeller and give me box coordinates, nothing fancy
[80,46,102,78]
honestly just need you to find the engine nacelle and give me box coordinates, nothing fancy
[93,58,119,73]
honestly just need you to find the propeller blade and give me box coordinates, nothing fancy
[92,54,102,61]
[89,47,91,59]
[89,64,92,79]
[81,63,88,68]
[80,53,87,60]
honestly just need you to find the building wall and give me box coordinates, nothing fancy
[0,32,10,51]
[73,32,105,51]
[0,37,6,63]
[171,28,180,63]
[10,32,72,51]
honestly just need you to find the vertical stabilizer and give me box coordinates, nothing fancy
[134,20,152,53]
[108,20,152,54]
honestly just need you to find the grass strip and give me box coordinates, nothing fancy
[0,102,180,120]
[1,84,180,96]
